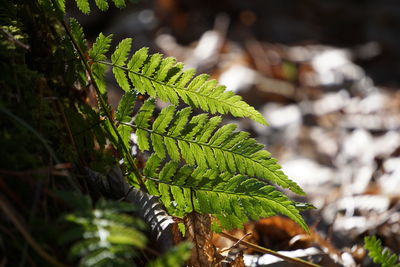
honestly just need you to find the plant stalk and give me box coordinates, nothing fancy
[220,232,322,267]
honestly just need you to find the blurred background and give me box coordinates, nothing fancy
[70,0,400,265]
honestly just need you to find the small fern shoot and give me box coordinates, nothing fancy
[364,236,400,267]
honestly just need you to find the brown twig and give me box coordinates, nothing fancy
[0,27,30,50]
[220,231,322,267]
[0,195,67,267]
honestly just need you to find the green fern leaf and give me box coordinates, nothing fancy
[111,38,132,92]
[70,18,87,53]
[111,0,126,8]
[55,0,66,13]
[101,40,267,124]
[89,33,112,94]
[89,33,113,61]
[116,90,136,123]
[75,0,90,14]
[94,0,109,11]
[133,101,304,195]
[143,157,308,231]
[365,236,400,267]
[134,99,155,151]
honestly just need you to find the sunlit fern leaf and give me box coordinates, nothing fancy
[131,100,304,195]
[100,39,267,125]
[116,90,136,123]
[111,38,132,92]
[143,155,308,231]
[94,0,109,11]
[88,33,113,94]
[111,0,126,8]
[89,33,113,62]
[364,236,400,267]
[75,0,90,14]
[134,99,155,151]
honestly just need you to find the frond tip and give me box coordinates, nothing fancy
[131,100,304,195]
[100,38,267,125]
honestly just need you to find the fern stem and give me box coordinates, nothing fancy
[96,60,257,118]
[220,232,322,267]
[59,19,146,190]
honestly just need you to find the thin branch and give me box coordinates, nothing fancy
[0,195,66,267]
[0,27,30,50]
[220,232,322,267]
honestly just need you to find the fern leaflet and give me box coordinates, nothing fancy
[98,38,267,125]
[75,0,90,14]
[71,0,126,13]
[129,100,304,195]
[116,90,137,147]
[364,236,400,267]
[142,155,308,231]
[88,33,113,94]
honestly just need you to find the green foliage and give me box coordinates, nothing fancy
[60,0,126,14]
[60,193,147,266]
[132,100,304,195]
[104,38,267,125]
[116,90,137,147]
[88,33,113,94]
[364,236,400,267]
[146,242,192,267]
[143,155,307,230]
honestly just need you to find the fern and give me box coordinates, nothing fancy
[98,38,267,125]
[88,33,113,94]
[129,100,304,195]
[57,0,126,14]
[115,90,137,147]
[364,236,400,267]
[142,154,308,231]
[59,193,147,266]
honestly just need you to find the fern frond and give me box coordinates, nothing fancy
[100,40,267,125]
[130,100,304,195]
[116,90,136,123]
[70,18,87,55]
[111,38,132,92]
[142,155,308,231]
[60,194,147,266]
[54,0,66,13]
[364,236,400,267]
[111,0,126,8]
[116,90,136,147]
[94,0,109,11]
[73,0,125,13]
[75,0,90,14]
[88,33,113,94]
